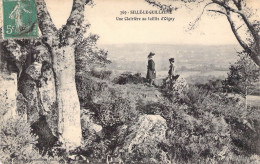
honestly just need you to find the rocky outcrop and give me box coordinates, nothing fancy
[0,72,17,120]
[116,115,170,164]
[163,75,189,95]
[81,109,102,134]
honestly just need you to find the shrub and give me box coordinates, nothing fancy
[96,97,137,127]
[138,100,232,162]
[113,72,146,85]
[90,68,112,80]
[166,109,231,161]
[162,84,260,161]
[31,115,58,156]
[0,117,42,163]
[223,51,260,96]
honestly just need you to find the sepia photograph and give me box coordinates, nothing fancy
[0,0,259,163]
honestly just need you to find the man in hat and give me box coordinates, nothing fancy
[167,58,180,88]
[163,57,178,88]
[168,58,175,79]
[146,52,156,86]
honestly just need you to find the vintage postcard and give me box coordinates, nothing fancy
[0,0,259,163]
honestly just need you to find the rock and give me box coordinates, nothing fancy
[21,63,57,135]
[25,62,42,80]
[81,109,103,134]
[0,72,17,120]
[164,75,189,95]
[125,115,167,151]
[92,124,102,133]
[116,114,170,163]
[38,68,56,113]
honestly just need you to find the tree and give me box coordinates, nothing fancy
[145,0,260,67]
[0,0,92,150]
[223,51,260,107]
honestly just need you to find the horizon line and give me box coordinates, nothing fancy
[99,43,241,46]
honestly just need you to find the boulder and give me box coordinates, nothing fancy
[0,72,17,120]
[25,62,42,80]
[116,114,170,163]
[81,109,102,134]
[163,75,189,95]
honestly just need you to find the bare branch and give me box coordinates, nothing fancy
[232,0,242,10]
[237,0,242,10]
[207,9,226,15]
[187,2,214,30]
[212,0,259,49]
[238,13,260,47]
[236,24,244,31]
[145,0,178,12]
[226,10,260,66]
[226,10,249,51]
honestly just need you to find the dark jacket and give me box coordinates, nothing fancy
[168,63,175,76]
[146,59,156,79]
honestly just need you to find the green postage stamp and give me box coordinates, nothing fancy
[2,0,38,39]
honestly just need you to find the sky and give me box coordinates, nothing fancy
[43,0,260,45]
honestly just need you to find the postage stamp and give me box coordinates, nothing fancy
[2,0,38,39]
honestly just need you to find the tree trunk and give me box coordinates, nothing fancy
[53,46,82,149]
[36,0,85,149]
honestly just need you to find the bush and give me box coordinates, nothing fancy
[90,68,112,80]
[113,72,146,85]
[96,98,137,127]
[139,101,232,162]
[0,117,42,163]
[76,74,140,162]
[162,85,260,162]
[223,51,260,96]
[166,109,231,161]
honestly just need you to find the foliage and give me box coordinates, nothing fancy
[89,67,112,80]
[0,117,41,163]
[223,52,260,96]
[171,85,260,158]
[77,76,139,127]
[96,98,137,127]
[75,66,260,163]
[113,72,146,85]
[138,96,232,162]
[140,83,260,162]
[16,91,27,116]
[30,115,59,156]
[76,74,140,162]
[0,116,66,163]
[75,33,111,76]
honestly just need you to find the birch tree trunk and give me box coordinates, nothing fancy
[53,46,82,148]
[36,0,90,149]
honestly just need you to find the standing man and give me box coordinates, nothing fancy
[167,58,179,88]
[146,52,156,86]
[168,58,175,79]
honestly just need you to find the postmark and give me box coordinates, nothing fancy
[2,0,38,39]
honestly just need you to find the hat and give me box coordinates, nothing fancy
[169,58,175,62]
[148,52,155,58]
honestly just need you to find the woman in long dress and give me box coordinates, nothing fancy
[146,52,156,86]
